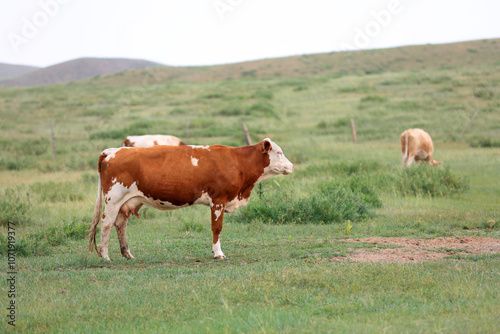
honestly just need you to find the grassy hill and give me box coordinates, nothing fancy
[0,57,162,87]
[0,38,499,333]
[94,38,500,86]
[2,39,498,87]
[0,62,39,81]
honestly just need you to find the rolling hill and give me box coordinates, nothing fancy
[0,57,163,87]
[94,38,500,86]
[1,38,498,88]
[0,63,39,81]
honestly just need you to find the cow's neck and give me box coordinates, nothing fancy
[234,143,270,186]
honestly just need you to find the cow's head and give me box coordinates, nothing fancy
[261,138,294,177]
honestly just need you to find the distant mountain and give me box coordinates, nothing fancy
[0,58,163,87]
[0,63,39,81]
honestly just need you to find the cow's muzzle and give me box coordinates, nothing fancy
[283,164,294,175]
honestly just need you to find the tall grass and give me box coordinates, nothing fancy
[397,165,469,197]
[0,186,32,226]
[0,217,88,256]
[232,178,381,224]
[30,181,85,202]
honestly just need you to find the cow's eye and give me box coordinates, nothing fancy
[277,151,283,155]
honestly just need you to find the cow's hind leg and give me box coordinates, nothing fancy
[402,154,408,168]
[99,214,115,261]
[405,155,415,167]
[115,212,134,259]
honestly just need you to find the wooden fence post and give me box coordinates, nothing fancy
[460,109,479,137]
[350,119,358,143]
[240,121,252,145]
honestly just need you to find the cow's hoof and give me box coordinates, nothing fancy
[214,255,226,260]
[122,251,135,259]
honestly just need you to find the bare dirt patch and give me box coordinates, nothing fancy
[331,237,500,263]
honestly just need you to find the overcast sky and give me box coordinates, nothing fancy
[2,0,500,68]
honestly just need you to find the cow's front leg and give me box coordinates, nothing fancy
[211,203,226,259]
[115,212,134,259]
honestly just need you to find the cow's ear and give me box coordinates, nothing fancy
[263,139,272,153]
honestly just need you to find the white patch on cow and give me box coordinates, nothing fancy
[105,182,125,203]
[103,147,125,162]
[214,209,222,221]
[191,156,199,167]
[194,191,212,207]
[225,196,249,213]
[212,240,225,258]
[190,145,210,150]
[213,204,223,221]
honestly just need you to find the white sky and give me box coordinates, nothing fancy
[1,0,500,68]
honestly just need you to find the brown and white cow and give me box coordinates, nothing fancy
[400,128,442,168]
[88,138,293,261]
[122,134,185,147]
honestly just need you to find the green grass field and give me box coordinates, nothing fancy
[0,41,499,333]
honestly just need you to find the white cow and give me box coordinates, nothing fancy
[400,128,442,168]
[122,135,184,147]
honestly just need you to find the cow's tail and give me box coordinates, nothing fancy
[88,164,103,254]
[401,130,409,167]
[403,131,409,159]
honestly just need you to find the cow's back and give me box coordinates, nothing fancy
[410,129,433,154]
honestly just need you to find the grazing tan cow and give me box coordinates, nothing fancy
[88,139,294,261]
[400,128,442,167]
[122,134,184,147]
